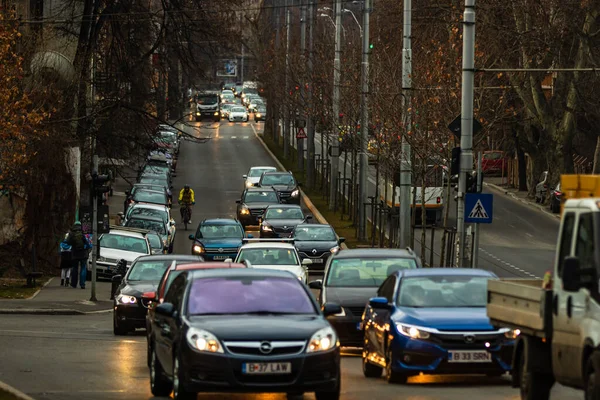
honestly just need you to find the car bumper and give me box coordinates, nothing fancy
[297,255,330,270]
[327,317,363,347]
[114,303,147,328]
[87,262,119,277]
[388,335,514,376]
[179,344,340,393]
[238,214,261,226]
[260,230,293,238]
[202,253,239,261]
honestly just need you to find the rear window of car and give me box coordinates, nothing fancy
[100,233,149,254]
[325,257,418,287]
[133,190,167,204]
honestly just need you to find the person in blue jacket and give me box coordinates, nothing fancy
[59,234,72,286]
[65,222,92,289]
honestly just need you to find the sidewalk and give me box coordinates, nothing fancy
[484,176,560,219]
[0,277,113,315]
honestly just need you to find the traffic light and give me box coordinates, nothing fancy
[338,113,344,124]
[466,171,480,193]
[92,173,110,197]
[369,43,374,50]
[450,147,460,175]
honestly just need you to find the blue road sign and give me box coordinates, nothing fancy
[464,193,493,224]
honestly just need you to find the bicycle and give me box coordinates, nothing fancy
[180,202,192,230]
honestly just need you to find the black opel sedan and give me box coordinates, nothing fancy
[257,171,301,204]
[112,254,203,335]
[292,224,345,270]
[236,187,281,228]
[260,204,312,238]
[148,268,342,400]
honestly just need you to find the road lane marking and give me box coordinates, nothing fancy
[479,248,540,278]
[231,136,237,138]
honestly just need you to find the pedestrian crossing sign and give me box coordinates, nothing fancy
[464,193,493,224]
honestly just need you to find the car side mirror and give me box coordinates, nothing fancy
[142,291,157,300]
[562,256,597,292]
[339,237,346,243]
[188,234,195,240]
[236,200,241,204]
[155,302,175,316]
[112,274,122,283]
[302,258,313,265]
[125,190,130,196]
[322,302,342,316]
[242,175,247,179]
[247,234,254,238]
[305,215,313,221]
[309,280,322,289]
[170,185,174,190]
[369,297,391,309]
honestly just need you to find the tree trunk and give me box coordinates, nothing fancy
[593,136,600,174]
[420,179,427,265]
[512,127,528,191]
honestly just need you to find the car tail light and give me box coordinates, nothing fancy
[436,197,441,204]
[555,191,562,196]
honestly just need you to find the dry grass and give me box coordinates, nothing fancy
[0,278,41,299]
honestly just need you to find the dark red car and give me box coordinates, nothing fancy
[481,151,508,175]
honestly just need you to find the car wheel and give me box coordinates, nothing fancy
[362,350,383,378]
[113,314,129,336]
[173,355,196,400]
[585,352,600,400]
[150,346,173,396]
[314,373,340,400]
[518,347,553,400]
[385,347,407,384]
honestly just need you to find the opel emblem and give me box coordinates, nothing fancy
[463,334,475,344]
[218,248,224,253]
[312,249,317,255]
[284,226,287,229]
[259,341,273,354]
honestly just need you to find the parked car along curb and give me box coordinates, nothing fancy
[253,131,348,249]
[484,182,560,219]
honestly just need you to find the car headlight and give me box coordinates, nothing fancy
[196,112,200,115]
[240,207,250,215]
[261,225,272,232]
[214,112,219,116]
[117,294,137,304]
[396,323,431,339]
[330,246,340,254]
[186,328,224,353]
[246,181,253,188]
[504,329,521,339]
[291,190,299,197]
[256,113,262,118]
[193,244,205,254]
[307,327,338,353]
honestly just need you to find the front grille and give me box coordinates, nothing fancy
[278,192,291,198]
[299,251,331,258]
[273,226,294,233]
[250,208,265,216]
[204,247,238,254]
[428,332,505,349]
[224,341,306,357]
[346,306,365,318]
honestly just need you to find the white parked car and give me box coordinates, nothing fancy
[243,166,278,188]
[228,106,249,122]
[88,228,151,279]
[228,241,312,284]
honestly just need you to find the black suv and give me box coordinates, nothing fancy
[257,171,300,205]
[236,187,281,227]
[292,224,345,270]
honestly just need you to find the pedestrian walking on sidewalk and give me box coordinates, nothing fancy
[65,222,92,289]
[59,234,72,286]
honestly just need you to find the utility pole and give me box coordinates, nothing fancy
[472,151,482,268]
[273,0,282,142]
[306,0,316,188]
[284,4,291,158]
[457,0,476,267]
[329,0,342,210]
[90,152,98,302]
[298,1,306,171]
[241,43,245,83]
[357,0,371,241]
[398,0,412,249]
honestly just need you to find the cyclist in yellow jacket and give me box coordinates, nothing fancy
[178,184,195,224]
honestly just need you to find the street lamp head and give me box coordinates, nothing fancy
[319,13,329,17]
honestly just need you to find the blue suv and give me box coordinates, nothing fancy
[188,219,251,261]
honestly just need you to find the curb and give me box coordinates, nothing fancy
[484,182,561,219]
[253,129,348,250]
[26,277,54,300]
[0,308,113,315]
[0,381,35,400]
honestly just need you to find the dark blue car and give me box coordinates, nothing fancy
[188,219,251,261]
[361,268,517,383]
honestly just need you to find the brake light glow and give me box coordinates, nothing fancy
[436,197,441,204]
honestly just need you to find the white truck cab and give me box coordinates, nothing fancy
[487,175,600,399]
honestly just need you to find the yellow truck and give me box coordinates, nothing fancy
[486,174,600,399]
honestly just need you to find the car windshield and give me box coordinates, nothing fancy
[127,260,172,281]
[249,168,275,177]
[265,207,304,220]
[244,191,278,203]
[147,234,163,250]
[133,190,167,204]
[138,177,168,187]
[222,104,233,110]
[397,276,490,307]
[159,133,177,144]
[222,94,234,99]
[100,233,149,254]
[197,95,218,105]
[326,257,418,287]
[125,218,166,235]
[187,277,315,315]
[133,185,163,194]
[126,207,168,223]
[232,107,246,113]
[237,248,299,266]
[294,226,336,241]
[256,107,267,113]
[261,174,294,185]
[142,166,169,175]
[197,224,243,239]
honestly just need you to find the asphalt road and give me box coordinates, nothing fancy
[0,314,582,400]
[0,118,577,400]
[299,132,559,279]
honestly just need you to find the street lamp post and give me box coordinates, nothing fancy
[342,9,362,37]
